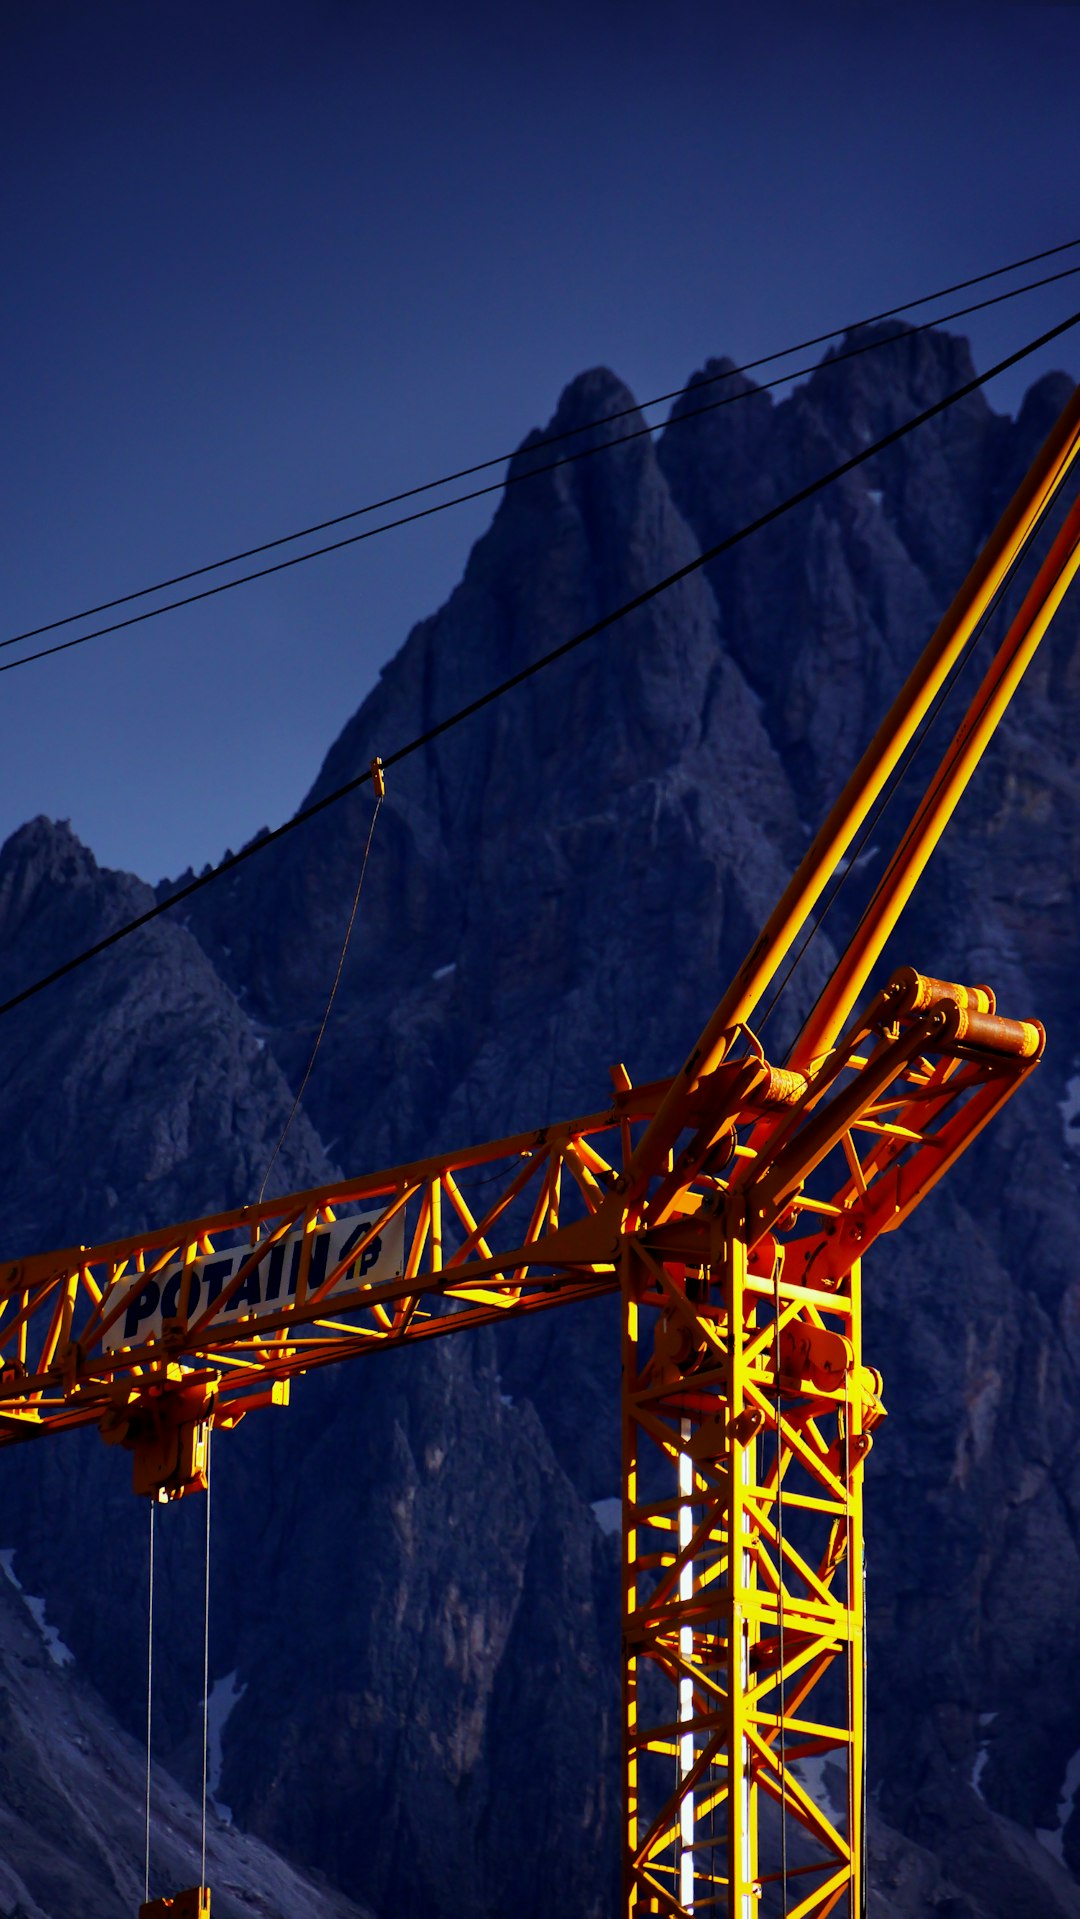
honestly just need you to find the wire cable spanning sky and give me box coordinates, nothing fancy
[10,237,1080,656]
[4,301,1075,1026]
[5,250,1080,678]
[4,0,1080,880]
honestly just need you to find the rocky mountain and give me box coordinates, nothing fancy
[0,321,1077,1916]
[0,1547,372,1918]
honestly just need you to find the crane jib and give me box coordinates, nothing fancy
[8,350,1080,1919]
[101,1212,406,1351]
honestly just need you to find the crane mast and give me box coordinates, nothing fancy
[2,384,1080,1919]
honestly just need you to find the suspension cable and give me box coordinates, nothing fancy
[145,1498,155,1906]
[861,1530,869,1919]
[0,304,1075,1035]
[845,1372,858,1919]
[8,237,1080,659]
[201,1430,212,1893]
[773,1253,789,1917]
[257,765,384,1204]
[6,263,1080,686]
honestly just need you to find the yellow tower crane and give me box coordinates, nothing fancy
[2,382,1080,1919]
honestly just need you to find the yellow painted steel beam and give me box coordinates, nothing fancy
[621,379,1080,1200]
[0,950,1044,1917]
[621,1223,868,1916]
[9,386,1080,1918]
[792,483,1080,1068]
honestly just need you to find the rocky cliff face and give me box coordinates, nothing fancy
[0,324,1077,1917]
[0,1545,372,1918]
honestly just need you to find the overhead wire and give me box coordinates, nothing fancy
[20,245,1072,1919]
[8,234,1080,654]
[256,772,384,1204]
[4,255,1080,679]
[0,303,1077,1027]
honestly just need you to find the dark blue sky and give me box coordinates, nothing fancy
[3,0,1079,880]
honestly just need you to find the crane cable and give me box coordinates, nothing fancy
[257,767,384,1204]
[0,303,1077,1030]
[201,1430,213,1896]
[142,1442,214,1905]
[773,1249,790,1918]
[145,1499,155,1906]
[8,234,1080,658]
[846,1372,862,1919]
[5,262,1080,685]
[861,1536,869,1919]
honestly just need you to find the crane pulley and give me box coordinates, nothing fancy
[4,375,1080,1917]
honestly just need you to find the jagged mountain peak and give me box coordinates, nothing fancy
[1016,365,1076,440]
[1,812,97,875]
[0,815,158,993]
[3,328,1080,1919]
[655,320,1069,823]
[186,344,807,1136]
[821,315,980,392]
[786,321,993,522]
[0,813,134,922]
[0,813,331,1259]
[302,359,736,862]
[515,362,641,448]
[500,361,671,560]
[678,351,770,408]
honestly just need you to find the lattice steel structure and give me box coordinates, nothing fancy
[2,377,1080,1919]
[619,966,1040,1918]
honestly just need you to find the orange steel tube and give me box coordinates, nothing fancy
[791,481,1080,1068]
[625,379,1080,1189]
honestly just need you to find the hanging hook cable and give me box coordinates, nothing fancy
[257,759,385,1205]
[145,1499,156,1906]
[844,1373,858,1917]
[201,1429,213,1894]
[861,1523,869,1919]
[773,1251,790,1918]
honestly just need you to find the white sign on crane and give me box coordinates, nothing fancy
[102,1211,406,1351]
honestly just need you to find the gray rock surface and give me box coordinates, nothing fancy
[0,326,1077,1915]
[0,1559,371,1918]
[0,815,331,1256]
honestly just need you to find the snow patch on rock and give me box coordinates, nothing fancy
[591,1497,621,1537]
[207,1669,247,1822]
[1037,1744,1080,1864]
[971,1711,996,1798]
[793,1755,842,1827]
[0,1550,74,1667]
